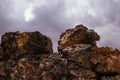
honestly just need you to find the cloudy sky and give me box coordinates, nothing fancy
[0,0,120,51]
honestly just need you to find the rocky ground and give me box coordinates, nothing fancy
[0,25,120,80]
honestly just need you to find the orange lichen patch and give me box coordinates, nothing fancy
[16,32,29,51]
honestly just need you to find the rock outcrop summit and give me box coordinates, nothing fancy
[0,24,120,80]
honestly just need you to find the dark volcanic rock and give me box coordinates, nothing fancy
[90,47,120,73]
[101,75,120,80]
[58,25,100,46]
[0,31,68,80]
[67,50,96,80]
[0,61,6,80]
[1,31,53,60]
[58,25,120,80]
[0,46,3,60]
[58,24,100,53]
[0,31,55,80]
[58,25,99,79]
[0,25,120,80]
[6,54,67,80]
[0,46,6,80]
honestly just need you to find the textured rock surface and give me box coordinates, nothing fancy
[1,31,53,60]
[67,50,96,80]
[90,47,120,73]
[0,46,6,80]
[0,46,3,60]
[58,25,120,80]
[0,25,120,80]
[58,24,100,53]
[0,31,55,80]
[101,75,120,80]
[6,54,67,80]
[0,61,6,80]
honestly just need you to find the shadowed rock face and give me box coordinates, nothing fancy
[0,25,120,80]
[90,47,120,74]
[58,24,100,53]
[0,46,3,60]
[1,31,53,60]
[5,54,67,80]
[58,25,120,80]
[0,31,59,80]
[58,25,100,46]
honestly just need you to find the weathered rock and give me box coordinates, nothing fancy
[0,24,120,80]
[67,50,96,80]
[0,62,6,80]
[6,54,67,80]
[58,24,100,53]
[59,44,92,58]
[39,54,67,80]
[0,46,6,80]
[1,31,53,60]
[90,47,120,74]
[57,24,97,79]
[58,24,120,79]
[0,46,3,60]
[101,75,120,80]
[0,31,54,79]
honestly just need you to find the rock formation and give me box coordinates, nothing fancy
[1,31,53,60]
[0,31,67,80]
[0,24,120,80]
[58,24,120,80]
[58,24,100,53]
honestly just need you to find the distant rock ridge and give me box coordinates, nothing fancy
[0,24,120,80]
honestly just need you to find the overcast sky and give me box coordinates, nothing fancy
[0,0,120,51]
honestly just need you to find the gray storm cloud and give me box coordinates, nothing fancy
[0,0,13,34]
[0,0,28,35]
[0,0,120,51]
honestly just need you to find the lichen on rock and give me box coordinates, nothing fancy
[1,31,53,60]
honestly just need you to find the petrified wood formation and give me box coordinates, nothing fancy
[0,25,120,80]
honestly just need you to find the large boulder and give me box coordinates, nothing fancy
[58,24,100,53]
[0,31,68,80]
[1,31,53,60]
[58,24,120,80]
[0,31,55,80]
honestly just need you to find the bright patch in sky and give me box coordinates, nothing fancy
[24,6,35,22]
